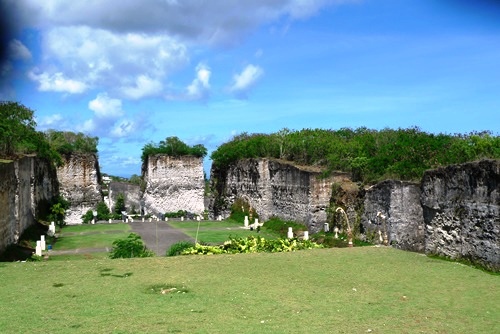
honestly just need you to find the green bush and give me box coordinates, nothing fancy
[164,210,187,218]
[109,233,155,259]
[263,217,307,237]
[181,236,322,255]
[166,241,195,257]
[229,198,259,224]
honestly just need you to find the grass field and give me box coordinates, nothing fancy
[168,220,279,243]
[53,223,131,250]
[1,247,498,333]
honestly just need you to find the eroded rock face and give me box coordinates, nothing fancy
[57,153,102,224]
[421,160,500,270]
[142,155,204,215]
[0,157,59,253]
[107,181,142,215]
[362,180,425,252]
[211,158,336,233]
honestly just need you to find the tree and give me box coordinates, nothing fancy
[0,101,36,157]
[114,193,126,215]
[109,233,155,258]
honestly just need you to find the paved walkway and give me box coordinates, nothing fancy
[129,220,195,256]
[49,221,194,257]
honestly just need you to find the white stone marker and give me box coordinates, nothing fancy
[181,216,184,221]
[109,218,112,224]
[35,241,42,256]
[254,218,259,226]
[142,217,145,222]
[287,227,294,239]
[149,217,152,222]
[324,223,329,233]
[197,216,201,221]
[40,235,46,251]
[303,231,309,241]
[48,222,56,236]
[244,216,249,227]
[165,217,168,222]
[334,227,339,239]
[218,215,222,221]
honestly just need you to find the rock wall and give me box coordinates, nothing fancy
[142,155,204,215]
[57,153,103,224]
[211,158,336,232]
[106,181,142,214]
[0,157,59,253]
[362,180,425,252]
[421,160,499,271]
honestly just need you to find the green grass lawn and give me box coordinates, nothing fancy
[168,219,280,243]
[54,223,131,250]
[1,247,498,333]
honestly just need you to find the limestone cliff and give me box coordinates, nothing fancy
[0,157,59,253]
[106,181,142,214]
[211,158,337,232]
[362,180,425,252]
[142,155,204,215]
[57,153,103,224]
[421,159,499,270]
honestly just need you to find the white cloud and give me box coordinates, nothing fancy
[121,75,163,100]
[9,0,352,100]
[37,113,63,129]
[8,39,32,60]
[229,64,264,97]
[88,93,124,118]
[111,119,136,138]
[28,71,88,94]
[37,26,187,98]
[186,63,211,100]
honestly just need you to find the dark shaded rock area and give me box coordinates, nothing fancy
[421,159,499,271]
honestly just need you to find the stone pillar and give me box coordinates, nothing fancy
[303,231,309,240]
[40,235,46,251]
[244,216,249,227]
[35,241,42,256]
[287,227,293,239]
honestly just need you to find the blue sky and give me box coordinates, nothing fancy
[1,0,499,177]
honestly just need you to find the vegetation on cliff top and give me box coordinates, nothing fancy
[1,101,98,165]
[141,136,207,163]
[210,127,500,182]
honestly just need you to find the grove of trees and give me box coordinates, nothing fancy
[1,101,98,166]
[141,136,207,163]
[210,127,500,182]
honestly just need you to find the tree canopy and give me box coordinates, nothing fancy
[210,127,500,182]
[141,136,207,163]
[44,130,98,154]
[0,101,99,165]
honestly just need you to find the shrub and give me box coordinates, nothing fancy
[181,236,322,255]
[263,217,307,237]
[109,233,155,259]
[166,241,195,257]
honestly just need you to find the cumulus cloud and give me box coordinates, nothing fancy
[36,26,187,97]
[80,92,124,134]
[121,75,163,100]
[88,93,124,118]
[7,0,352,100]
[111,119,136,138]
[186,63,211,100]
[229,64,264,97]
[28,71,88,94]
